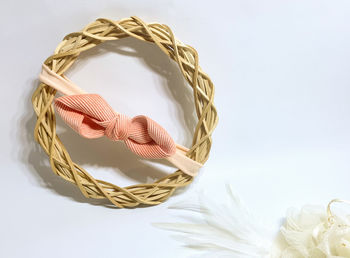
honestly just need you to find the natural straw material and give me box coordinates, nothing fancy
[31,16,218,208]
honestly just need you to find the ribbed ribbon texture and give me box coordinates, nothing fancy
[54,94,176,159]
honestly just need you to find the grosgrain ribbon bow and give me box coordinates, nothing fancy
[54,94,176,159]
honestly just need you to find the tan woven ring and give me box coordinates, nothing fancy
[31,16,218,208]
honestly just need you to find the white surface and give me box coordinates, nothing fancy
[1,0,350,257]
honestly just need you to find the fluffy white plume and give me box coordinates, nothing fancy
[155,185,273,257]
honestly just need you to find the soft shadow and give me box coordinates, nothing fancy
[18,38,196,207]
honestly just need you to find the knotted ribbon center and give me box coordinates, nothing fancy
[104,114,131,141]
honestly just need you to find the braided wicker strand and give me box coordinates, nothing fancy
[31,16,218,208]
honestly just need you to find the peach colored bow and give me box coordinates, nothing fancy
[54,93,176,159]
[39,64,202,176]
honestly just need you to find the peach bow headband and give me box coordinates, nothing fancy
[39,64,202,176]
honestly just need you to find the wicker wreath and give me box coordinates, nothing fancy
[31,16,218,208]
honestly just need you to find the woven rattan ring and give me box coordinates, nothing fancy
[31,16,218,208]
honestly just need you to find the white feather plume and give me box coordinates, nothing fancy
[154,185,274,257]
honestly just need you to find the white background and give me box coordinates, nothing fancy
[1,0,350,257]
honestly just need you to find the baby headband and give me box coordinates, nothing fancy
[32,16,218,208]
